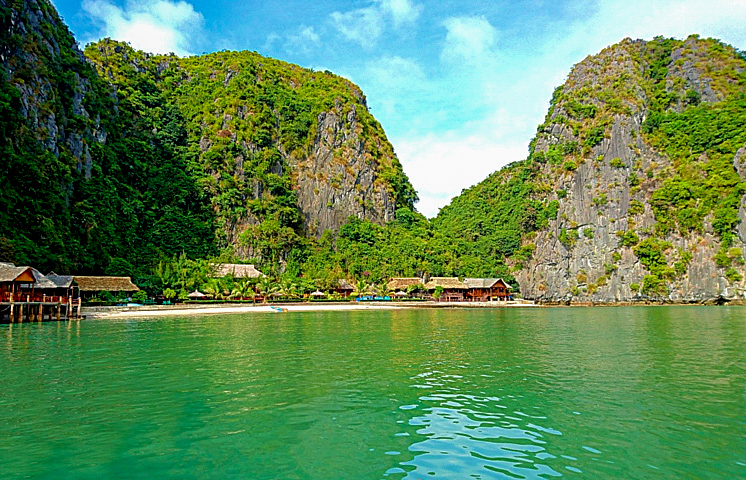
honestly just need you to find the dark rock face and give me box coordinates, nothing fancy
[294,104,395,237]
[516,38,746,303]
[0,0,102,178]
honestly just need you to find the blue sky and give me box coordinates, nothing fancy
[52,0,746,217]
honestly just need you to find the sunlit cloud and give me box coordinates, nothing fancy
[381,0,423,28]
[81,0,204,55]
[441,16,498,66]
[330,6,385,49]
[330,0,422,48]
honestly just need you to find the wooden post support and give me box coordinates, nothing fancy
[19,303,23,323]
[57,304,61,321]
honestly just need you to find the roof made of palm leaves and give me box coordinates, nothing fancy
[73,276,139,292]
[387,277,423,290]
[212,263,264,278]
[337,279,354,290]
[0,263,57,288]
[424,277,467,290]
[46,273,74,288]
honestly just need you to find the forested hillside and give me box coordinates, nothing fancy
[4,0,746,302]
[437,35,746,302]
[0,0,414,279]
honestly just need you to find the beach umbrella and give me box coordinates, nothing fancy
[188,290,207,299]
[310,290,325,297]
[395,291,408,297]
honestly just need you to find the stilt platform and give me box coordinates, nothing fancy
[0,301,81,323]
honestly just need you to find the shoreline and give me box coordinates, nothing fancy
[82,300,538,319]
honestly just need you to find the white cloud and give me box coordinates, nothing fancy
[330,0,422,48]
[81,0,204,56]
[395,131,526,218]
[441,16,498,65]
[266,25,321,56]
[330,6,385,49]
[381,0,423,28]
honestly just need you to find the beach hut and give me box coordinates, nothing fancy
[463,278,512,301]
[387,277,424,292]
[424,277,468,302]
[73,276,139,300]
[212,263,264,279]
[335,279,355,298]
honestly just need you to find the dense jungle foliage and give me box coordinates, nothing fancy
[3,0,746,299]
[0,0,215,274]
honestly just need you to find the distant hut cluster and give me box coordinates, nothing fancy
[387,276,513,302]
[211,263,264,279]
[0,262,139,322]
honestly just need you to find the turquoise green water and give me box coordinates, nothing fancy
[1,307,745,479]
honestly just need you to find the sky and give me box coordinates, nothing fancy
[51,0,746,217]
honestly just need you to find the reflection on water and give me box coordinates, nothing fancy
[1,307,745,479]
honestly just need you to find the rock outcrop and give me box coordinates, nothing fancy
[515,36,746,303]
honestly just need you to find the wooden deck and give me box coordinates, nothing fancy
[0,299,81,322]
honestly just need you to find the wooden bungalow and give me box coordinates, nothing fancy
[464,278,513,301]
[212,263,264,279]
[73,276,139,300]
[424,277,468,302]
[335,279,355,298]
[1,263,80,321]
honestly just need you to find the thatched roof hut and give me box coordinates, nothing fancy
[0,263,57,289]
[0,263,31,283]
[73,276,139,292]
[337,279,354,291]
[424,277,467,290]
[212,263,264,278]
[463,278,513,290]
[387,277,423,291]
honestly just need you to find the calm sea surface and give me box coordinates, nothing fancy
[1,307,745,479]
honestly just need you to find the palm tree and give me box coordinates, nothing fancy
[230,280,255,300]
[278,277,299,299]
[256,276,278,303]
[203,278,225,300]
[377,283,393,299]
[351,279,370,299]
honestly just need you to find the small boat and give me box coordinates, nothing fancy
[270,306,288,313]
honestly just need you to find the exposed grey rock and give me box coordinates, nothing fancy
[516,39,746,304]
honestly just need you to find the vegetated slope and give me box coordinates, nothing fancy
[84,40,416,260]
[0,0,216,273]
[0,0,415,275]
[437,35,746,303]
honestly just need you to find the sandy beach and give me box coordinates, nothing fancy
[83,300,537,319]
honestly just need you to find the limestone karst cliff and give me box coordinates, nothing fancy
[438,36,746,303]
[0,0,415,272]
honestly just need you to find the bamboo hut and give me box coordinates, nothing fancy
[424,277,468,302]
[212,263,264,278]
[73,276,139,300]
[463,278,513,301]
[335,279,355,298]
[387,277,424,292]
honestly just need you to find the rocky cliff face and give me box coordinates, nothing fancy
[515,36,746,303]
[295,102,395,237]
[0,0,104,177]
[0,0,414,271]
[84,42,414,256]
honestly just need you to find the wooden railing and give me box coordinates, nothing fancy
[0,293,73,303]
